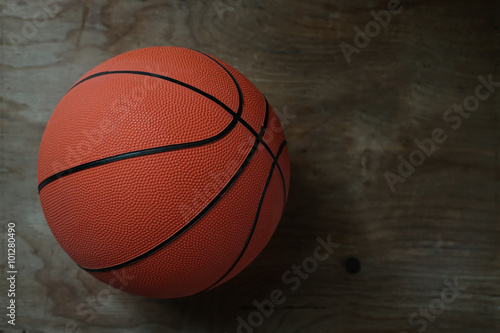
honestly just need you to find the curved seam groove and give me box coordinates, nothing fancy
[39,71,287,193]
[38,67,244,192]
[206,139,288,290]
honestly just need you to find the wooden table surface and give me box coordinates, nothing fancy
[1,0,499,332]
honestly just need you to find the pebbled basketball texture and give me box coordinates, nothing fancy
[37,46,290,298]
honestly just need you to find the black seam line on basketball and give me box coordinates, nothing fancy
[37,121,237,192]
[70,71,241,117]
[73,70,279,164]
[274,140,288,205]
[206,164,276,291]
[38,69,245,192]
[196,51,285,191]
[79,110,269,273]
[190,50,281,165]
[205,145,285,291]
[192,49,244,107]
[41,66,283,194]
[191,51,284,176]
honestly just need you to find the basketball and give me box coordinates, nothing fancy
[37,46,290,298]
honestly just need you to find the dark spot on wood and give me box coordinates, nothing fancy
[345,257,361,274]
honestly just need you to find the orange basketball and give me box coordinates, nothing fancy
[37,47,290,298]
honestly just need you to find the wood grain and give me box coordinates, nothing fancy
[1,0,499,332]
